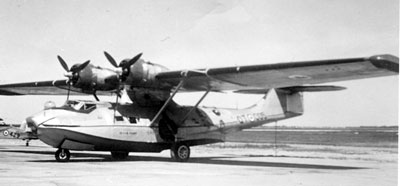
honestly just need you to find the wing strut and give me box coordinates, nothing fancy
[150,77,186,125]
[179,89,210,124]
[93,92,100,101]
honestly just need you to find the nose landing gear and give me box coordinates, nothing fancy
[55,148,71,162]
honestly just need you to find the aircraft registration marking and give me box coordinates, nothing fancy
[119,131,137,135]
[237,112,267,124]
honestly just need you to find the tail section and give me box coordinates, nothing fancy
[244,89,303,119]
[244,85,346,118]
[276,89,304,115]
[176,86,343,145]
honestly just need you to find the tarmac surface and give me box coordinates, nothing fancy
[0,139,397,186]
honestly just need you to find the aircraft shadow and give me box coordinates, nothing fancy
[1,149,365,170]
[189,157,364,170]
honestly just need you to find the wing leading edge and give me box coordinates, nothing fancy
[0,80,111,96]
[156,54,399,92]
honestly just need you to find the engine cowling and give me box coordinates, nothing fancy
[73,64,120,92]
[58,55,120,93]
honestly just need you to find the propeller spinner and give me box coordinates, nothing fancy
[104,51,142,82]
[57,55,90,84]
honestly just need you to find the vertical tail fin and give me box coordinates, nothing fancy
[246,89,304,117]
[275,89,304,115]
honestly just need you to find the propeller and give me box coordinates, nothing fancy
[57,56,90,101]
[57,55,90,84]
[103,51,142,81]
[104,52,142,122]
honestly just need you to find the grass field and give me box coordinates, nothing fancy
[226,126,398,148]
[1,126,397,148]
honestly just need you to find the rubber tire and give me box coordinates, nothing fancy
[170,143,190,162]
[3,130,9,136]
[111,151,129,160]
[55,149,71,162]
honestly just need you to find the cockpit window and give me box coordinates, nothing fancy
[64,101,96,111]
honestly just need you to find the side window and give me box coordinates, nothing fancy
[85,104,96,110]
[114,116,124,121]
[129,117,137,124]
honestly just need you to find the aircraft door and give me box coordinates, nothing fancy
[158,112,177,142]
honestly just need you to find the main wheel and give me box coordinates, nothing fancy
[170,143,190,162]
[111,151,129,160]
[55,149,71,162]
[3,130,9,136]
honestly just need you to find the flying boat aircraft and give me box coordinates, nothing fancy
[0,52,397,162]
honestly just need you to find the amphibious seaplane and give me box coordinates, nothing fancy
[0,52,397,162]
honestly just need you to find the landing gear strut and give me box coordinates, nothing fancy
[170,143,190,162]
[25,139,30,146]
[55,148,71,162]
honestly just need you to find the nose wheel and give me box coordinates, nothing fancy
[170,143,190,162]
[2,130,9,136]
[55,148,71,162]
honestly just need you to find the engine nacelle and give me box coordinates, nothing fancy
[123,60,172,106]
[73,64,120,92]
[125,60,170,89]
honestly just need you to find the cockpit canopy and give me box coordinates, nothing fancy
[63,100,103,111]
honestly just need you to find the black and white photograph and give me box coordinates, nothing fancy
[0,0,398,186]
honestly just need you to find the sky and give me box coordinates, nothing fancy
[0,0,398,126]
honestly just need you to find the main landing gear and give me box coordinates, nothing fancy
[170,143,190,162]
[52,145,191,162]
[55,148,71,162]
[25,139,31,146]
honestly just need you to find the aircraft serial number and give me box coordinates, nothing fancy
[237,112,267,123]
[119,132,137,135]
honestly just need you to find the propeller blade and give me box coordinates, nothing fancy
[71,60,90,73]
[104,51,118,68]
[57,56,69,72]
[127,53,143,67]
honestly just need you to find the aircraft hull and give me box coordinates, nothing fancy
[37,126,170,152]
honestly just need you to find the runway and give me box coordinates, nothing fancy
[0,139,397,186]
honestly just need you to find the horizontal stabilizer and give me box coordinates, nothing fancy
[235,86,346,94]
[279,85,346,93]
